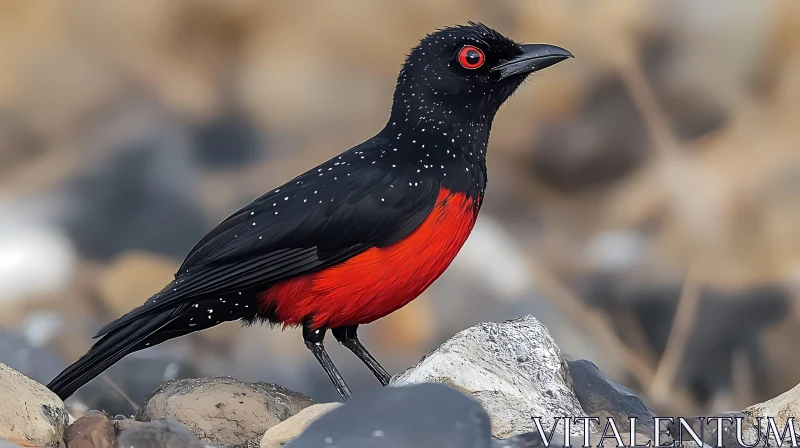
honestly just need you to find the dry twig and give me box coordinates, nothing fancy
[102,375,140,412]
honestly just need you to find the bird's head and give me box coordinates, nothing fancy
[389,22,572,127]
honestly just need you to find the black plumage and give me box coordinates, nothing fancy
[48,22,572,401]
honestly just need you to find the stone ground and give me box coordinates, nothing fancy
[2,316,799,448]
[2,2,800,423]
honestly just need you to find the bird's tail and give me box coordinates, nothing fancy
[47,305,185,400]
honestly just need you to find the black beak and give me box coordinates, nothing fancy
[492,44,573,80]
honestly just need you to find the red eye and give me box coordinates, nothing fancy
[458,45,485,69]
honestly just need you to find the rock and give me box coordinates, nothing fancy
[0,115,42,178]
[492,431,549,448]
[0,363,70,448]
[493,430,669,448]
[19,311,68,353]
[492,432,585,448]
[68,355,200,418]
[731,382,800,446]
[583,276,791,406]
[191,109,268,170]
[117,419,205,448]
[0,220,77,308]
[567,358,656,432]
[526,74,649,194]
[137,377,314,447]
[111,418,141,436]
[670,413,746,447]
[0,328,65,386]
[583,230,650,273]
[66,411,116,448]
[260,403,341,448]
[448,216,535,302]
[637,32,729,143]
[287,383,492,448]
[0,438,23,448]
[97,251,179,319]
[61,114,211,262]
[744,381,800,423]
[390,315,588,438]
[526,30,729,195]
[371,292,436,356]
[434,217,615,376]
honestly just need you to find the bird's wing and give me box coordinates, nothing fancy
[95,155,440,337]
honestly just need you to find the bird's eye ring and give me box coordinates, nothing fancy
[458,46,485,69]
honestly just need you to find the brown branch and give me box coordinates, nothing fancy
[527,259,655,387]
[648,263,703,409]
[102,375,140,412]
[615,52,681,159]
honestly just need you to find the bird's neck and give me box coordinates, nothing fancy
[379,111,492,172]
[380,100,490,204]
[384,88,495,160]
[387,82,498,130]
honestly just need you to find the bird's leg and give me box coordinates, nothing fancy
[332,325,391,386]
[302,324,353,401]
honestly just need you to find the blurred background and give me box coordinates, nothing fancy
[1,0,800,420]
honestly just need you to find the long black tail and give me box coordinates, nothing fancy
[46,305,187,400]
[48,286,256,400]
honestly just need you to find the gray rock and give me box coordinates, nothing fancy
[117,419,205,448]
[439,216,615,375]
[0,328,65,385]
[61,102,210,261]
[492,431,551,448]
[525,74,650,194]
[673,413,747,447]
[137,377,314,447]
[111,418,141,436]
[582,275,790,407]
[492,432,592,448]
[191,109,269,170]
[0,363,70,448]
[390,315,589,438]
[0,439,23,448]
[567,357,656,432]
[493,430,671,448]
[287,382,492,448]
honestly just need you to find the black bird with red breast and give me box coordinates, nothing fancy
[48,22,572,401]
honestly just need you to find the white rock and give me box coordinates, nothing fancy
[745,382,800,418]
[451,216,533,301]
[0,363,69,447]
[390,315,589,439]
[742,383,800,445]
[584,229,648,272]
[0,221,76,305]
[260,403,341,448]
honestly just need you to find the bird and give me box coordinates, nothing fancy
[47,22,572,402]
